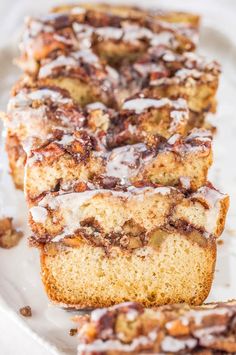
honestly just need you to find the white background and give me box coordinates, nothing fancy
[0,1,236,354]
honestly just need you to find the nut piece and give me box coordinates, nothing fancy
[69,328,77,336]
[0,218,23,249]
[19,306,32,317]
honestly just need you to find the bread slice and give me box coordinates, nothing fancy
[2,2,228,313]
[3,85,88,189]
[121,48,220,114]
[40,230,216,308]
[53,3,200,28]
[37,183,228,308]
[17,44,220,116]
[6,86,191,145]
[25,129,212,201]
[18,9,198,72]
[29,184,228,243]
[6,85,211,192]
[17,46,220,117]
[15,9,218,115]
[75,300,236,353]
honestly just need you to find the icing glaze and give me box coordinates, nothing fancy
[39,50,99,78]
[77,332,157,352]
[106,143,153,183]
[8,89,72,109]
[122,97,187,114]
[30,206,48,224]
[161,336,197,352]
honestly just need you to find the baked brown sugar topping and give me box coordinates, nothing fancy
[76,301,236,354]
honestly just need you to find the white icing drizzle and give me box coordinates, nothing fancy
[8,89,72,110]
[125,309,139,322]
[72,23,93,49]
[122,97,187,114]
[133,62,164,76]
[72,49,98,63]
[167,134,181,145]
[39,50,99,78]
[191,185,227,234]
[27,18,53,37]
[182,307,230,326]
[77,331,157,352]
[162,52,177,62]
[31,186,174,240]
[71,21,192,50]
[179,177,191,190]
[111,302,139,310]
[86,102,107,111]
[148,49,219,86]
[55,134,75,146]
[30,206,48,224]
[169,110,189,132]
[22,13,199,61]
[186,129,212,143]
[39,186,174,211]
[106,65,120,84]
[151,31,175,47]
[176,68,202,80]
[95,24,176,48]
[70,7,86,15]
[120,24,153,42]
[193,325,227,338]
[7,105,46,132]
[90,308,108,322]
[161,336,197,352]
[95,27,124,40]
[106,143,153,183]
[193,186,225,209]
[27,151,45,166]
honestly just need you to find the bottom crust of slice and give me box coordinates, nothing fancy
[40,232,216,309]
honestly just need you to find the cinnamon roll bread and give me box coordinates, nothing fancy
[76,300,236,354]
[35,182,228,307]
[1,3,229,309]
[4,84,213,196]
[18,8,198,72]
[15,5,219,114]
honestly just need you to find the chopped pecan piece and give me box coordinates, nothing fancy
[0,218,23,249]
[19,306,32,317]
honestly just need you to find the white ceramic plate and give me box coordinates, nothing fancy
[0,7,236,355]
